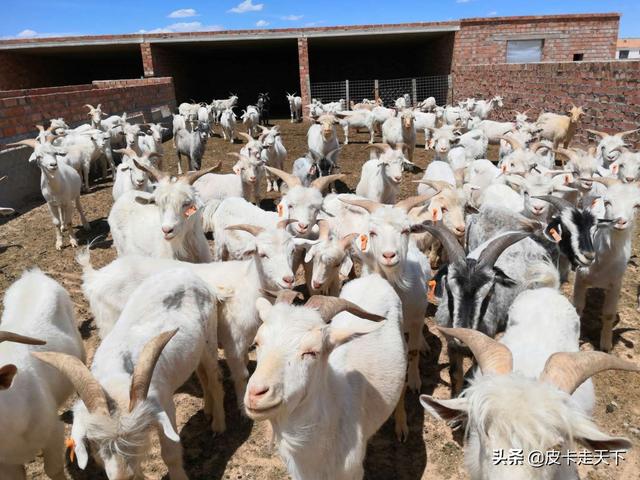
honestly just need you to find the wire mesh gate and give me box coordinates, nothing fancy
[310,75,450,107]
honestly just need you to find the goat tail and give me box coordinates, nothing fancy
[524,261,560,290]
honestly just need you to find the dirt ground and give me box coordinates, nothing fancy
[1,119,639,480]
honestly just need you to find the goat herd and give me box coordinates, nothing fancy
[0,89,639,480]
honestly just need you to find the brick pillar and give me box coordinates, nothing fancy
[140,43,155,77]
[297,37,311,118]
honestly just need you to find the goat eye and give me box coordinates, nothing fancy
[441,207,448,213]
[302,351,317,359]
[401,228,410,235]
[259,252,268,258]
[369,231,377,237]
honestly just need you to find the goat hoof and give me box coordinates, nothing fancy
[55,242,62,251]
[211,418,227,434]
[395,422,409,443]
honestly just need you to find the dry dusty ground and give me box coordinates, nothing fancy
[1,119,639,480]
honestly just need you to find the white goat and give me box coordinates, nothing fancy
[0,269,85,480]
[337,109,376,144]
[286,92,303,122]
[35,269,225,480]
[259,125,287,193]
[587,128,638,167]
[307,114,341,170]
[241,106,260,138]
[111,149,161,202]
[108,163,215,263]
[382,110,416,161]
[245,277,407,478]
[172,115,208,173]
[472,95,503,119]
[356,144,408,204]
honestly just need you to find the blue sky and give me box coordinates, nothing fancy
[2,0,639,39]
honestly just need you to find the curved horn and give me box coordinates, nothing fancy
[261,289,303,305]
[414,179,454,192]
[498,135,523,151]
[310,174,346,193]
[529,142,550,154]
[31,352,109,415]
[438,327,513,376]
[113,148,139,159]
[0,331,46,345]
[586,129,610,138]
[258,125,270,134]
[413,222,465,263]
[317,219,330,241]
[180,162,222,185]
[237,132,254,144]
[555,147,579,162]
[84,104,95,112]
[539,351,640,395]
[533,195,573,212]
[7,139,38,149]
[395,194,436,213]
[326,147,342,162]
[304,296,385,323]
[615,129,638,139]
[338,197,381,214]
[132,158,168,183]
[590,177,621,188]
[277,218,297,230]
[129,329,178,411]
[477,231,529,269]
[265,166,303,189]
[225,224,265,237]
[339,232,358,251]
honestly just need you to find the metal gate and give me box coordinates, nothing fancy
[310,75,450,107]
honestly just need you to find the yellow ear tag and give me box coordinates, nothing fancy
[277,203,284,217]
[184,204,197,218]
[427,279,437,303]
[549,227,562,243]
[65,437,76,463]
[359,234,368,251]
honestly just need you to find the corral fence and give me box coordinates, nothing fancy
[310,74,451,108]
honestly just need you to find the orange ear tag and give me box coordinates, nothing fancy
[427,280,437,303]
[431,208,439,222]
[564,175,571,185]
[65,437,76,463]
[359,234,368,251]
[501,164,507,173]
[277,203,284,218]
[549,227,562,243]
[184,205,198,218]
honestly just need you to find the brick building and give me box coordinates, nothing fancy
[0,12,633,144]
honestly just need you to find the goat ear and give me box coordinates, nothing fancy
[71,422,89,469]
[493,266,517,287]
[156,410,180,442]
[543,219,563,243]
[324,324,376,352]
[572,417,632,452]
[134,192,155,205]
[0,364,17,390]
[304,246,315,263]
[256,297,272,322]
[420,394,468,421]
[339,255,354,277]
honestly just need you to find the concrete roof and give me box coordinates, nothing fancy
[0,13,620,51]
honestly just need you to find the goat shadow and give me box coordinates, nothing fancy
[75,218,112,249]
[363,325,443,480]
[579,288,637,350]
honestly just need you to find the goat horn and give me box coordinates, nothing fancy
[226,224,265,237]
[304,296,385,323]
[317,219,330,241]
[365,143,391,154]
[498,135,523,151]
[146,152,163,162]
[7,139,38,149]
[277,218,297,230]
[437,327,513,376]
[555,148,578,162]
[477,231,529,269]
[586,129,610,138]
[180,162,222,185]
[84,104,95,112]
[310,174,345,193]
[413,179,454,192]
[412,222,465,264]
[338,197,381,214]
[265,166,303,189]
[258,125,270,134]
[113,148,139,159]
[529,142,549,154]
[31,352,109,415]
[615,129,639,139]
[131,158,168,183]
[395,194,436,213]
[326,147,342,162]
[0,331,46,345]
[35,124,45,133]
[129,329,178,412]
[533,195,573,212]
[590,177,621,188]
[339,232,358,251]
[261,289,303,305]
[539,351,640,395]
[237,132,254,144]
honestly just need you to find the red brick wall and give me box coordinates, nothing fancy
[453,14,619,66]
[452,61,640,145]
[297,37,311,117]
[0,77,176,142]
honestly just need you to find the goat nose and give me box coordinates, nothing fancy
[454,225,465,235]
[249,385,270,400]
[584,251,596,260]
[162,226,174,234]
[625,177,635,183]
[282,276,295,286]
[297,223,308,231]
[312,280,322,289]
[382,251,396,260]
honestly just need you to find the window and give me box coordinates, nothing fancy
[506,39,544,63]
[618,50,629,59]
[573,53,584,61]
